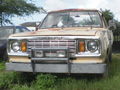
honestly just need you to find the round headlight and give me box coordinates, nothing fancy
[11,42,20,52]
[87,41,98,52]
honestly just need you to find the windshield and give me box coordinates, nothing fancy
[0,27,13,39]
[40,11,103,29]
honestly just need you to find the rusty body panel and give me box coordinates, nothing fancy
[10,28,104,37]
[10,56,30,62]
[9,56,103,63]
[49,9,99,13]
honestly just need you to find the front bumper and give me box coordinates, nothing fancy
[6,62,106,74]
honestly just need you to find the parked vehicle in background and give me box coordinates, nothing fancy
[21,21,41,31]
[0,26,30,61]
[6,9,116,77]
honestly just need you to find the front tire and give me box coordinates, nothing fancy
[109,48,112,63]
[2,50,9,61]
[102,55,110,78]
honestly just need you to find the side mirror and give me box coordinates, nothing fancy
[35,22,41,31]
[108,20,116,30]
[36,27,39,31]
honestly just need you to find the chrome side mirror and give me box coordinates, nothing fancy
[108,20,116,30]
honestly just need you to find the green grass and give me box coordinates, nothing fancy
[0,54,120,90]
[0,62,5,72]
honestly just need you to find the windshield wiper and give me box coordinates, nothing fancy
[88,12,94,29]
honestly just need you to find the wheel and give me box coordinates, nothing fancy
[102,56,110,78]
[2,50,9,61]
[109,48,112,63]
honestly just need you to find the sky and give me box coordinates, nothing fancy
[12,0,120,25]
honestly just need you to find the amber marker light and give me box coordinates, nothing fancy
[21,41,26,52]
[79,41,85,52]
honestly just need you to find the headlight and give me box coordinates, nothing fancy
[11,42,20,52]
[87,41,98,52]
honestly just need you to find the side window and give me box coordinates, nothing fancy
[15,28,21,33]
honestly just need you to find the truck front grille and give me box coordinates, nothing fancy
[27,38,76,57]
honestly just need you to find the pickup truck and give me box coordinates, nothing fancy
[6,9,116,77]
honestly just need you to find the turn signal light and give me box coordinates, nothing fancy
[21,41,26,52]
[79,41,85,52]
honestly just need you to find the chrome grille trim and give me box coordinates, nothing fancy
[27,38,76,57]
[8,36,101,57]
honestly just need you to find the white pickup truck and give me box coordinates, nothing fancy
[6,9,116,77]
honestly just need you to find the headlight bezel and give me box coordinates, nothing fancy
[8,40,27,53]
[78,39,101,54]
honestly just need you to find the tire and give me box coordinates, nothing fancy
[2,50,9,61]
[102,55,110,78]
[109,48,112,63]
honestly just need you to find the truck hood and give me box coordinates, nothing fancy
[10,28,104,37]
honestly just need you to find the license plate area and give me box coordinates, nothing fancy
[31,47,69,61]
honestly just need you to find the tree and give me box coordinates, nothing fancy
[100,9,114,23]
[0,0,44,26]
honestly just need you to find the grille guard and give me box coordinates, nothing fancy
[31,47,71,74]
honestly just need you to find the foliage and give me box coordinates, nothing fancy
[0,72,27,89]
[0,62,5,71]
[100,9,114,23]
[12,84,33,90]
[0,0,43,26]
[112,20,120,41]
[35,74,57,89]
[0,71,36,89]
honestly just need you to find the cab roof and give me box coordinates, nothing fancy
[49,9,99,13]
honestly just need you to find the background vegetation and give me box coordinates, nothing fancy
[0,0,46,26]
[0,54,120,90]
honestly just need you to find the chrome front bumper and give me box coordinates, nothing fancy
[6,62,106,74]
